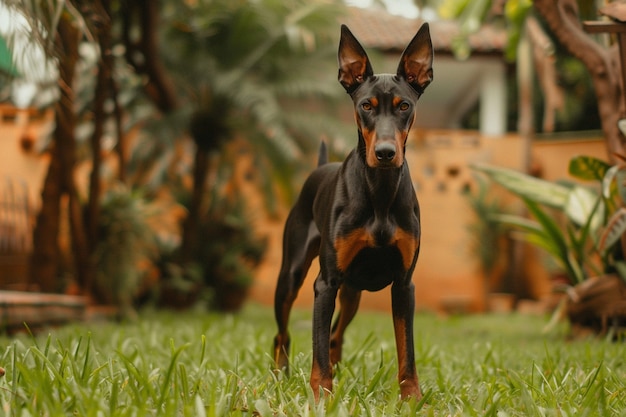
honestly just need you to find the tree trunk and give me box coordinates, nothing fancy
[84,0,115,299]
[111,80,127,183]
[30,15,81,292]
[121,0,179,112]
[29,144,63,292]
[534,0,625,160]
[180,149,210,263]
[68,188,91,294]
[87,2,110,247]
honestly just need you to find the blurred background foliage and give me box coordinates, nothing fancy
[1,0,346,315]
[440,0,601,134]
[0,0,614,316]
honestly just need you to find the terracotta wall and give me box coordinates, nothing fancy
[0,106,52,207]
[0,106,53,287]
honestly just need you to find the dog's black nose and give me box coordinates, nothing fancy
[375,142,396,161]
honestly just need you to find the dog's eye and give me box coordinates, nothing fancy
[399,102,410,111]
[361,102,372,111]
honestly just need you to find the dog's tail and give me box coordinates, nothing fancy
[317,141,328,167]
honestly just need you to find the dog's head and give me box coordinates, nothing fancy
[338,24,433,168]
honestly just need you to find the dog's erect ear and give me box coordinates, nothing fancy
[397,23,434,94]
[338,25,374,94]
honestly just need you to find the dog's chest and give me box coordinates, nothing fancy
[332,208,419,290]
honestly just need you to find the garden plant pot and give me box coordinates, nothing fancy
[566,274,626,338]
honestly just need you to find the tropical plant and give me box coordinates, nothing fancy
[472,155,626,286]
[465,176,513,297]
[4,0,346,301]
[128,0,346,199]
[183,2,343,185]
[93,184,157,319]
[571,154,626,281]
[151,145,268,312]
[196,191,267,312]
[130,0,344,309]
[3,0,138,296]
[121,0,347,275]
[466,176,508,277]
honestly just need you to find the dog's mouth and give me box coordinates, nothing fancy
[366,144,404,169]
[367,158,404,169]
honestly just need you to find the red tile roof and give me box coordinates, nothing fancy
[342,7,507,55]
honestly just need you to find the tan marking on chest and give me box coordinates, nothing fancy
[334,227,419,272]
[390,228,420,270]
[334,228,376,272]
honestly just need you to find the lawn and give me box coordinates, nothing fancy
[0,304,624,416]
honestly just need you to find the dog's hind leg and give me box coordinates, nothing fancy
[273,213,320,372]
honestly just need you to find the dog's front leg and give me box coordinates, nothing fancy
[391,280,422,400]
[310,271,338,401]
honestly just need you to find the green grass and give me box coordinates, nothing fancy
[0,304,624,416]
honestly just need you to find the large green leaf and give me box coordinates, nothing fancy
[521,198,567,253]
[601,165,620,199]
[493,213,573,277]
[472,163,569,208]
[493,214,558,259]
[565,251,586,285]
[599,207,626,254]
[568,155,611,182]
[564,186,603,231]
[522,197,584,283]
[616,167,626,205]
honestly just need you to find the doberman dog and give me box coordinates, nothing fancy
[273,23,433,401]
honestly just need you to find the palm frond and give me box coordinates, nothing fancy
[1,0,94,83]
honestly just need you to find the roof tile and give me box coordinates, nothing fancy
[342,7,507,54]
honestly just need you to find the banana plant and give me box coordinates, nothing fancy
[472,154,626,285]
